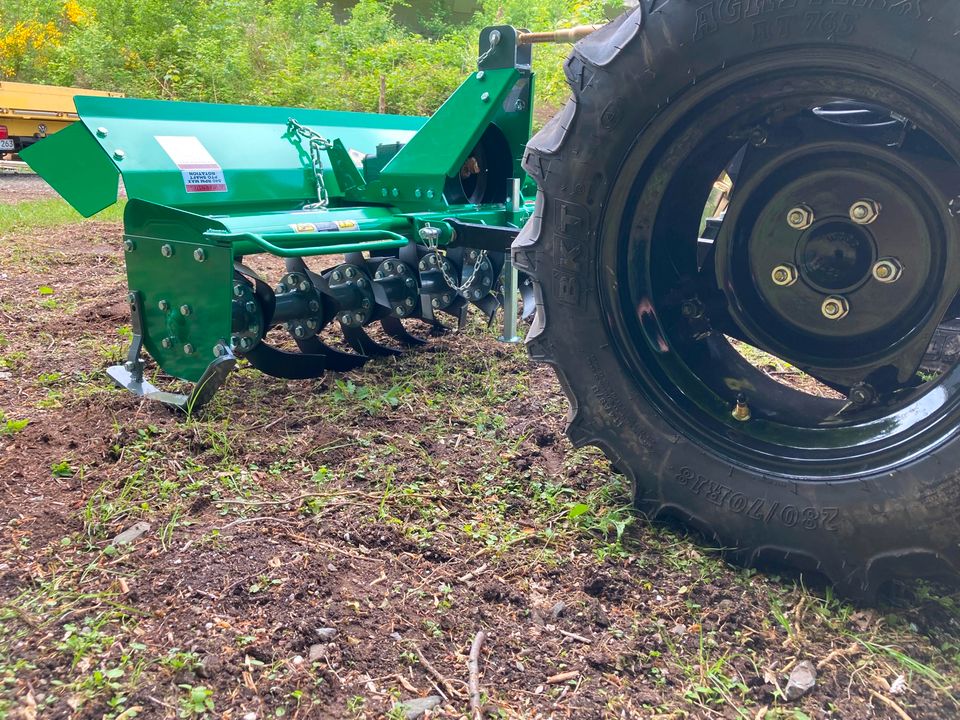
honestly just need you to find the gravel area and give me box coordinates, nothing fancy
[0,172,60,204]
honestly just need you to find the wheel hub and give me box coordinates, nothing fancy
[799,221,875,293]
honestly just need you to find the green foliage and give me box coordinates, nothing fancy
[2,0,625,116]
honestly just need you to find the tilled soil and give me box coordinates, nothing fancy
[0,173,60,204]
[0,209,958,719]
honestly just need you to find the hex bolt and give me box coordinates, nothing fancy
[183,344,195,355]
[96,127,109,138]
[353,312,365,323]
[331,271,343,282]
[345,267,357,279]
[442,294,452,305]
[405,298,416,307]
[340,314,352,325]
[275,283,288,294]
[361,299,371,310]
[161,244,174,258]
[180,304,192,316]
[771,263,799,287]
[239,337,254,351]
[306,319,320,330]
[113,149,126,161]
[193,248,206,263]
[213,344,225,358]
[431,298,441,308]
[472,290,483,300]
[233,283,245,298]
[358,278,369,289]
[849,382,876,405]
[395,306,404,315]
[821,295,850,321]
[787,205,815,230]
[123,240,135,252]
[405,278,417,289]
[298,281,311,293]
[680,299,704,319]
[293,325,307,339]
[375,272,384,280]
[481,92,491,103]
[384,261,394,272]
[397,264,406,275]
[872,257,903,284]
[428,254,438,266]
[850,199,881,225]
[418,261,427,272]
[161,338,173,349]
[245,300,257,314]
[158,299,170,311]
[308,300,321,313]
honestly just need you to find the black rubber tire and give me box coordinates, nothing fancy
[513,1,960,598]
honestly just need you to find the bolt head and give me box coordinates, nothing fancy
[418,261,427,271]
[821,295,850,321]
[179,304,192,316]
[384,261,394,272]
[787,205,815,230]
[850,199,881,225]
[123,240,135,252]
[245,300,257,314]
[345,267,357,279]
[353,312,364,323]
[397,264,406,275]
[431,298,441,308]
[361,299,371,310]
[405,278,417,288]
[193,248,206,262]
[240,337,254,351]
[113,149,126,161]
[395,306,404,315]
[183,344,195,355]
[294,325,307,338]
[331,271,342,282]
[161,244,174,258]
[161,338,173,349]
[481,92,491,103]
[308,300,321,312]
[405,297,415,307]
[771,263,799,287]
[340,314,352,325]
[233,284,245,298]
[306,319,319,330]
[298,281,311,293]
[275,283,288,294]
[158,300,170,311]
[420,227,442,244]
[375,272,384,280]
[96,127,109,138]
[872,257,903,284]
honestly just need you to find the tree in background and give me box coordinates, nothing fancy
[0,0,625,117]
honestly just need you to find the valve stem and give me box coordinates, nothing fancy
[732,393,752,422]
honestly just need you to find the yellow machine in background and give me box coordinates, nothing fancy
[0,81,122,157]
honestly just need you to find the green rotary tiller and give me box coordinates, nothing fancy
[25,26,557,410]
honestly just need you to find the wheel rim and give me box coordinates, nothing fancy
[600,50,960,478]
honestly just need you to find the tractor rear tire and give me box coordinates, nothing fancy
[513,1,960,598]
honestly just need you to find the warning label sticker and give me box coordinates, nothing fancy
[289,220,359,233]
[155,135,228,193]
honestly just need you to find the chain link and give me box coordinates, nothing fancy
[287,118,334,210]
[422,225,489,295]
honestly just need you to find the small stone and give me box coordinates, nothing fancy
[308,644,324,662]
[316,627,338,642]
[392,696,442,720]
[292,655,304,666]
[785,660,817,701]
[111,522,151,545]
[890,675,907,695]
[196,655,221,679]
[389,632,403,642]
[550,601,567,619]
[243,713,257,720]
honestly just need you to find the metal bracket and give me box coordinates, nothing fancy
[446,218,520,252]
[107,291,237,413]
[498,255,522,344]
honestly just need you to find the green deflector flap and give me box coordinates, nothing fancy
[21,122,120,217]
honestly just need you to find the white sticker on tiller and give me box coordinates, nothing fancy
[154,135,228,193]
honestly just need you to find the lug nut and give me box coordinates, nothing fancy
[872,257,903,284]
[771,263,799,287]
[821,295,850,321]
[787,205,815,230]
[850,199,881,225]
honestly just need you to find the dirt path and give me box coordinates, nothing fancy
[0,216,958,719]
[0,172,59,204]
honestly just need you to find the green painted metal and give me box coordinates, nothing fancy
[20,122,120,217]
[211,231,407,258]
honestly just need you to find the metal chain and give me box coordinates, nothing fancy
[287,118,334,209]
[422,225,489,295]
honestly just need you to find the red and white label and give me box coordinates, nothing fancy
[155,135,228,193]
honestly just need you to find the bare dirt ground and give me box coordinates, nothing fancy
[1,189,959,719]
[0,173,60,205]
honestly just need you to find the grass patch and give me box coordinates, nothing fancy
[0,198,125,235]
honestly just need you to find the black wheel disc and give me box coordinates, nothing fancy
[603,56,960,478]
